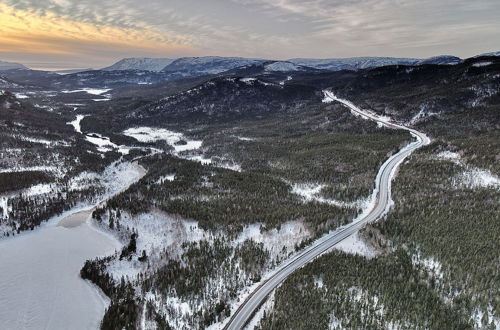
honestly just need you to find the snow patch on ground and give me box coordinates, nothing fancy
[472,305,499,329]
[240,77,256,84]
[235,136,256,141]
[123,127,203,153]
[437,150,500,189]
[97,210,210,281]
[235,221,312,262]
[291,182,366,209]
[333,232,378,259]
[436,150,461,163]
[67,114,86,133]
[85,133,130,154]
[62,88,111,95]
[0,165,62,175]
[24,183,53,196]
[453,168,500,189]
[123,126,213,163]
[472,61,492,67]
[156,174,176,184]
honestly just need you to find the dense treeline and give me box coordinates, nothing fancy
[106,154,356,235]
[0,171,52,193]
[259,141,499,329]
[0,90,123,235]
[81,256,146,330]
[374,143,500,316]
[259,250,474,330]
[81,234,272,329]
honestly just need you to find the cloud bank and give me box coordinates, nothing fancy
[1,0,498,69]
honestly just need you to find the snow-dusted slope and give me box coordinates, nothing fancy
[102,58,175,71]
[162,56,265,75]
[476,51,500,57]
[288,57,418,71]
[264,61,307,72]
[415,55,462,65]
[289,55,463,71]
[0,60,28,71]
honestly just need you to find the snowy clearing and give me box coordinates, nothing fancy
[62,88,111,95]
[291,182,367,209]
[235,221,312,262]
[67,114,86,133]
[436,150,500,189]
[332,232,378,259]
[436,150,461,163]
[453,168,500,189]
[123,127,203,152]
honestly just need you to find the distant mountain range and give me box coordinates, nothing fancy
[0,60,28,71]
[0,52,498,91]
[102,58,175,72]
[1,52,498,75]
[99,54,467,73]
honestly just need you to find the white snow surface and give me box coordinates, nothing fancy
[85,133,130,154]
[67,114,86,133]
[102,58,174,71]
[123,126,211,161]
[0,160,145,329]
[0,218,120,330]
[453,168,500,189]
[102,211,209,281]
[236,221,312,261]
[291,182,367,209]
[333,232,378,258]
[265,61,303,72]
[436,150,461,162]
[62,88,111,95]
[436,150,500,189]
[472,61,492,67]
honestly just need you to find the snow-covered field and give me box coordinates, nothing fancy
[333,232,378,258]
[123,127,203,153]
[123,126,214,163]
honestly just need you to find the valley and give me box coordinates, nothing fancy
[0,53,499,330]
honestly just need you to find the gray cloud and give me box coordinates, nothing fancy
[1,0,499,69]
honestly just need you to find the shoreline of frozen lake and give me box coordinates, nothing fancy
[0,213,120,330]
[0,162,145,330]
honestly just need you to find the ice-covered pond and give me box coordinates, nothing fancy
[0,210,119,329]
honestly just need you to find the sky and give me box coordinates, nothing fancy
[0,0,499,70]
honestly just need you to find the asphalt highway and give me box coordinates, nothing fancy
[223,91,430,330]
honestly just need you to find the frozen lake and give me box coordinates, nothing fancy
[0,210,120,330]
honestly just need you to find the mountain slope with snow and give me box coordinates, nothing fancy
[288,57,418,71]
[161,56,265,76]
[0,60,28,71]
[102,58,175,72]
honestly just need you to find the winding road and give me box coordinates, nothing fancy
[223,91,431,330]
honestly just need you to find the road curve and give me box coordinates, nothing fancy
[223,91,431,330]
